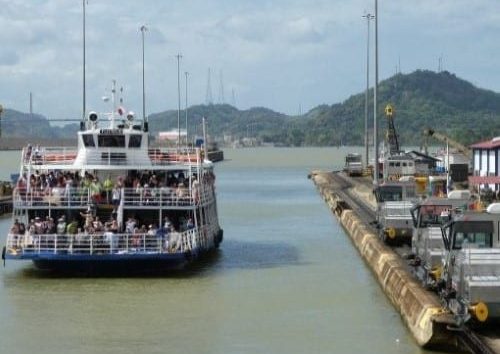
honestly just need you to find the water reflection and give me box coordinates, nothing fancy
[217,240,302,270]
[2,239,301,280]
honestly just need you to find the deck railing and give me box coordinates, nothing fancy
[5,225,219,256]
[22,146,201,167]
[13,185,215,208]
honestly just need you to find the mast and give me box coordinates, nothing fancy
[202,116,209,162]
[111,79,116,129]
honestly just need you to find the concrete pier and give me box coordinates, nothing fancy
[311,171,455,348]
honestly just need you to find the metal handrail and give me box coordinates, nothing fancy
[13,185,215,208]
[5,226,214,255]
[22,146,201,166]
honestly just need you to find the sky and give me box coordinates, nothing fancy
[0,0,499,120]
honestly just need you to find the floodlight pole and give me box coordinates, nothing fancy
[185,71,189,145]
[363,13,374,168]
[373,0,379,187]
[82,0,87,122]
[176,54,182,149]
[140,25,147,123]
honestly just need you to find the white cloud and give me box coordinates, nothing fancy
[0,0,499,117]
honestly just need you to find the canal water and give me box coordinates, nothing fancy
[0,148,437,354]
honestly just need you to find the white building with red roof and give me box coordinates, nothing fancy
[469,137,500,190]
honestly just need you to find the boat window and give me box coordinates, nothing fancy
[82,134,95,147]
[452,221,493,249]
[389,162,395,167]
[98,135,125,148]
[129,135,142,148]
[395,162,401,167]
[402,162,407,167]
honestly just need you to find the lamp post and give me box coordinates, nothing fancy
[82,0,86,122]
[185,71,189,145]
[0,104,3,138]
[175,54,182,149]
[140,25,147,123]
[373,0,379,187]
[363,13,374,168]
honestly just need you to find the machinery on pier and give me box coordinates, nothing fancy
[409,191,470,289]
[380,104,421,181]
[384,104,400,156]
[344,153,363,177]
[438,204,500,325]
[374,181,417,245]
[423,128,472,160]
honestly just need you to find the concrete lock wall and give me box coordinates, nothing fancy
[312,172,454,348]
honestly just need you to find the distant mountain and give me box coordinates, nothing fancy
[0,108,78,142]
[3,70,500,147]
[148,104,293,143]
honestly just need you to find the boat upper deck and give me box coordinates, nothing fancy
[22,145,206,170]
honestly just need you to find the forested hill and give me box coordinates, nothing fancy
[301,69,500,146]
[148,70,500,146]
[3,70,500,147]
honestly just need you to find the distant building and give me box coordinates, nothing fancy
[469,137,500,191]
[158,130,186,143]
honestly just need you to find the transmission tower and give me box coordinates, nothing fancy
[218,69,225,104]
[231,88,236,106]
[205,68,213,105]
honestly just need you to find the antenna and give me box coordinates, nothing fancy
[438,55,443,72]
[205,68,213,105]
[218,69,225,104]
[111,79,116,125]
[29,92,33,114]
[231,88,236,107]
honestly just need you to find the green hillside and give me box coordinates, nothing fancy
[3,70,500,147]
[148,70,500,147]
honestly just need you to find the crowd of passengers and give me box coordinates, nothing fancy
[15,169,215,206]
[9,212,196,253]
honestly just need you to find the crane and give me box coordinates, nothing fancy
[384,104,400,155]
[423,128,471,159]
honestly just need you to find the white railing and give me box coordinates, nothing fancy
[5,226,217,256]
[24,146,77,165]
[21,146,201,167]
[122,186,214,207]
[13,185,215,208]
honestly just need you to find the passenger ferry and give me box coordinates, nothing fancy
[2,110,223,272]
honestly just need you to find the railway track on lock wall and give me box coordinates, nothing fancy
[330,172,498,354]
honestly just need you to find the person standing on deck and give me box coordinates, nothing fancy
[103,175,113,203]
[90,178,102,204]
